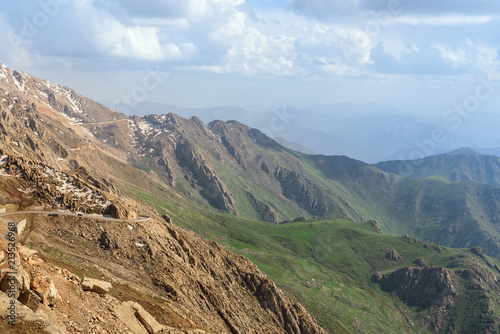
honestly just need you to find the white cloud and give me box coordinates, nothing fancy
[434,40,500,78]
[434,45,467,67]
[296,24,372,76]
[131,17,191,30]
[393,15,494,26]
[96,23,165,60]
[200,11,297,76]
[0,14,36,69]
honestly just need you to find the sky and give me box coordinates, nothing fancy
[1,0,500,116]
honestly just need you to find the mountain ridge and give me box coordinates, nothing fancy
[3,62,500,333]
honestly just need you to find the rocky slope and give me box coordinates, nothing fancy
[4,62,500,333]
[0,62,124,125]
[371,247,500,333]
[0,62,326,333]
[0,185,326,333]
[126,114,363,222]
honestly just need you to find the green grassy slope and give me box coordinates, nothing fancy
[111,156,500,333]
[127,117,500,258]
[375,150,500,187]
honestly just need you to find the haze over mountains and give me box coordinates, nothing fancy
[101,100,500,163]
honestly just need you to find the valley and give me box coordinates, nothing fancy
[1,62,500,333]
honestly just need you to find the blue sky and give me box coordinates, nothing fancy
[1,0,499,116]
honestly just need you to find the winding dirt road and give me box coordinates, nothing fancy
[0,210,150,223]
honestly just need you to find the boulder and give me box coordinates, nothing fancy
[162,214,172,224]
[107,203,138,220]
[114,302,149,334]
[114,301,165,334]
[385,249,402,262]
[412,258,427,267]
[30,275,59,305]
[130,301,165,334]
[19,289,41,311]
[81,277,112,294]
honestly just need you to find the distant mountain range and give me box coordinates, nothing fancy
[101,100,500,163]
[376,148,500,187]
[4,62,500,333]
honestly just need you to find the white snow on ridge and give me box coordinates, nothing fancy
[64,89,84,114]
[137,120,154,136]
[0,64,8,82]
[43,79,63,95]
[12,71,29,94]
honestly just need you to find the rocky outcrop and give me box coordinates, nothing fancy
[413,258,427,267]
[106,202,137,220]
[368,220,384,234]
[175,141,236,212]
[0,291,63,333]
[274,166,328,216]
[81,277,112,294]
[0,239,59,312]
[157,157,175,186]
[247,192,280,224]
[385,249,402,262]
[0,153,119,215]
[114,301,165,334]
[372,266,457,332]
[372,266,456,308]
[221,135,242,162]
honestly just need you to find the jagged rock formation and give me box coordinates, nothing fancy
[372,267,456,332]
[0,62,125,125]
[157,157,175,186]
[0,151,134,217]
[385,249,402,262]
[372,267,457,309]
[175,141,236,212]
[247,192,280,224]
[274,166,329,216]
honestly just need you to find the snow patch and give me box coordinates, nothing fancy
[12,71,29,94]
[0,64,8,82]
[0,155,8,166]
[64,89,84,114]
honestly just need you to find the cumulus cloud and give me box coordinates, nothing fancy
[2,0,499,81]
[183,9,297,76]
[435,41,500,78]
[393,15,493,26]
[290,0,500,18]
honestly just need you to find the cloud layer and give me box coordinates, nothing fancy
[1,0,499,112]
[2,0,499,78]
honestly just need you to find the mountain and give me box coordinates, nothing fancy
[375,148,500,187]
[3,62,500,333]
[0,62,327,333]
[102,101,450,163]
[273,137,317,155]
[119,111,500,258]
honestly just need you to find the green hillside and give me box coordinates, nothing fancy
[375,149,500,187]
[126,117,500,258]
[113,156,500,333]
